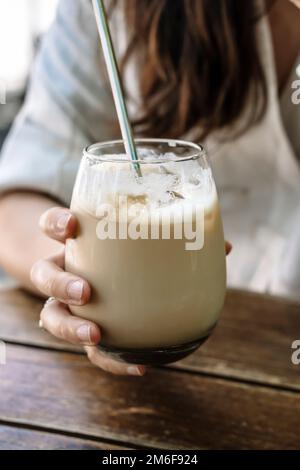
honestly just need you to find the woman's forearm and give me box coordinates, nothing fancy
[0,192,63,295]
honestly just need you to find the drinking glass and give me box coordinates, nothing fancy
[65,139,226,365]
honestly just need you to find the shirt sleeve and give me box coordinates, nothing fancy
[0,0,117,206]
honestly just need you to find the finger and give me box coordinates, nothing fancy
[225,241,232,255]
[39,207,77,243]
[31,258,90,305]
[40,299,100,346]
[84,346,146,377]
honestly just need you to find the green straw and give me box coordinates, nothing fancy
[92,0,142,177]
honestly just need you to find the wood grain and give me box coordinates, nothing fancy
[1,344,300,450]
[177,289,300,389]
[1,288,300,389]
[0,425,128,450]
[0,289,73,351]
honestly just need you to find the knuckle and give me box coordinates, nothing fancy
[48,272,69,298]
[87,348,108,369]
[86,347,97,363]
[30,260,47,289]
[30,260,40,284]
[104,363,118,375]
[44,277,54,294]
[58,320,70,340]
[85,348,121,374]
[43,275,56,295]
[39,209,53,232]
[40,308,47,326]
[101,359,121,375]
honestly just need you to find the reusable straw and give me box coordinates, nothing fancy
[92,0,142,177]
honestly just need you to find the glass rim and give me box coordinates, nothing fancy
[83,138,206,164]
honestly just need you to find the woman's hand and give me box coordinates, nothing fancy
[31,207,232,376]
[30,207,146,376]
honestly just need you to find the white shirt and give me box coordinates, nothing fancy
[0,0,299,300]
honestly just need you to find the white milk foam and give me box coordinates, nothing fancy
[74,152,216,220]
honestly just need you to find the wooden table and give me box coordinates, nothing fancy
[0,287,300,450]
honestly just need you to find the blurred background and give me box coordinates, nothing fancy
[0,0,59,150]
[0,0,59,286]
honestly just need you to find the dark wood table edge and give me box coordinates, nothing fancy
[0,420,133,450]
[2,287,300,450]
[4,339,300,400]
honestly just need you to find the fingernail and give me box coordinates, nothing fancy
[127,366,144,376]
[76,324,92,343]
[57,213,72,231]
[67,280,83,301]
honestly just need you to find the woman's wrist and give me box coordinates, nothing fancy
[0,192,62,294]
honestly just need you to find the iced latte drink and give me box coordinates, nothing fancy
[65,139,226,364]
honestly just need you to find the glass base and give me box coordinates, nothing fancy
[98,327,215,366]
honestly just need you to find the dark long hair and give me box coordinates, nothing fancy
[111,0,269,139]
